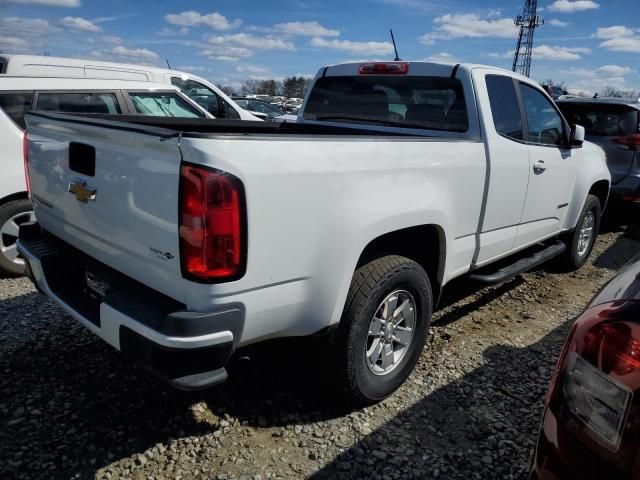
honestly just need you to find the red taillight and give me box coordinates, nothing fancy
[583,322,640,375]
[548,302,639,450]
[359,62,409,75]
[622,195,640,204]
[613,133,640,150]
[23,131,31,199]
[179,163,245,282]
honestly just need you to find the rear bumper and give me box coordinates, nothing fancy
[18,223,244,390]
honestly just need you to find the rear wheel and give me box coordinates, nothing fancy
[561,194,601,271]
[326,255,432,405]
[0,199,34,276]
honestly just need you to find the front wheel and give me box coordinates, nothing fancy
[326,255,433,405]
[561,194,601,271]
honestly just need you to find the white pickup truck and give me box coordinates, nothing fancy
[19,61,610,404]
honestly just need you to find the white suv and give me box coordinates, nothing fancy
[0,76,208,275]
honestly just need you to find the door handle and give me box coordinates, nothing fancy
[533,160,547,173]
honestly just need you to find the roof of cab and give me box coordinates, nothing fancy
[0,76,179,92]
[318,61,533,82]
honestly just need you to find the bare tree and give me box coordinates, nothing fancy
[601,86,623,98]
[218,85,236,96]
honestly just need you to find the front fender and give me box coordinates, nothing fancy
[563,141,610,231]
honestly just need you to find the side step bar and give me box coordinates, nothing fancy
[469,241,567,284]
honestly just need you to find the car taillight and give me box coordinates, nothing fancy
[359,62,409,75]
[548,302,639,450]
[179,163,245,282]
[23,131,31,199]
[613,133,640,150]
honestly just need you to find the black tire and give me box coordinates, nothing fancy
[561,194,601,271]
[326,255,433,405]
[0,198,32,277]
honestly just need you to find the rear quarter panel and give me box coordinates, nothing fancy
[179,135,486,343]
[0,112,26,200]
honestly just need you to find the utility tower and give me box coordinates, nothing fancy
[512,0,544,77]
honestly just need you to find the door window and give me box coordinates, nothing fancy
[0,92,34,130]
[520,84,565,147]
[36,93,121,114]
[127,92,205,118]
[485,75,523,141]
[170,77,240,119]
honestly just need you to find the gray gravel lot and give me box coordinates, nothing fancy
[1,215,639,480]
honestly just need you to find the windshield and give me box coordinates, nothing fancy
[128,92,205,118]
[303,75,468,132]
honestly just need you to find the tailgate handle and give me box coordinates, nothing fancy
[68,178,97,203]
[69,142,96,177]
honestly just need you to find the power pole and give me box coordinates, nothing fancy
[512,0,544,77]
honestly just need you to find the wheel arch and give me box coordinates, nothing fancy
[355,224,446,305]
[0,191,29,206]
[588,180,610,213]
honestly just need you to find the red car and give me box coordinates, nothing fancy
[531,256,640,479]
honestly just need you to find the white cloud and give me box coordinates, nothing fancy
[200,45,254,62]
[92,45,160,64]
[424,52,458,63]
[488,45,590,61]
[599,37,640,53]
[101,35,123,45]
[596,25,635,39]
[597,25,640,53]
[0,35,29,51]
[548,1,599,12]
[533,45,590,60]
[176,65,206,72]
[0,16,53,52]
[548,19,571,27]
[207,33,294,51]
[158,27,189,37]
[560,65,637,92]
[60,16,101,32]
[273,21,339,37]
[0,0,80,6]
[310,37,394,55]
[165,11,241,31]
[419,14,518,45]
[597,65,634,76]
[378,0,439,12]
[235,65,269,74]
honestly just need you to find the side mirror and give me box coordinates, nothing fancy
[570,124,585,147]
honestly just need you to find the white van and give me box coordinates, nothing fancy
[0,76,210,276]
[0,54,262,121]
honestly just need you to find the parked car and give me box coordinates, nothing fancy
[0,54,261,121]
[0,76,208,276]
[232,97,284,119]
[19,61,610,404]
[557,98,640,207]
[530,255,640,480]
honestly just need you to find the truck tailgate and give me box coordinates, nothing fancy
[25,113,184,302]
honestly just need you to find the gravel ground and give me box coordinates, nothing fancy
[1,215,639,480]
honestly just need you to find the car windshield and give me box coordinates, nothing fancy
[248,101,283,117]
[558,103,639,137]
[303,75,468,132]
[128,92,205,118]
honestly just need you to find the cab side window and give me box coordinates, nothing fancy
[171,77,240,119]
[520,84,565,147]
[0,92,34,130]
[485,75,523,141]
[36,93,122,115]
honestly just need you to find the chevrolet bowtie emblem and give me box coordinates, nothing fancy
[68,178,97,203]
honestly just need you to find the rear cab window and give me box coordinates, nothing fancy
[0,92,34,130]
[303,75,468,133]
[127,92,205,118]
[557,103,639,137]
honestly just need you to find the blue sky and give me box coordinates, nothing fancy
[1,0,639,94]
